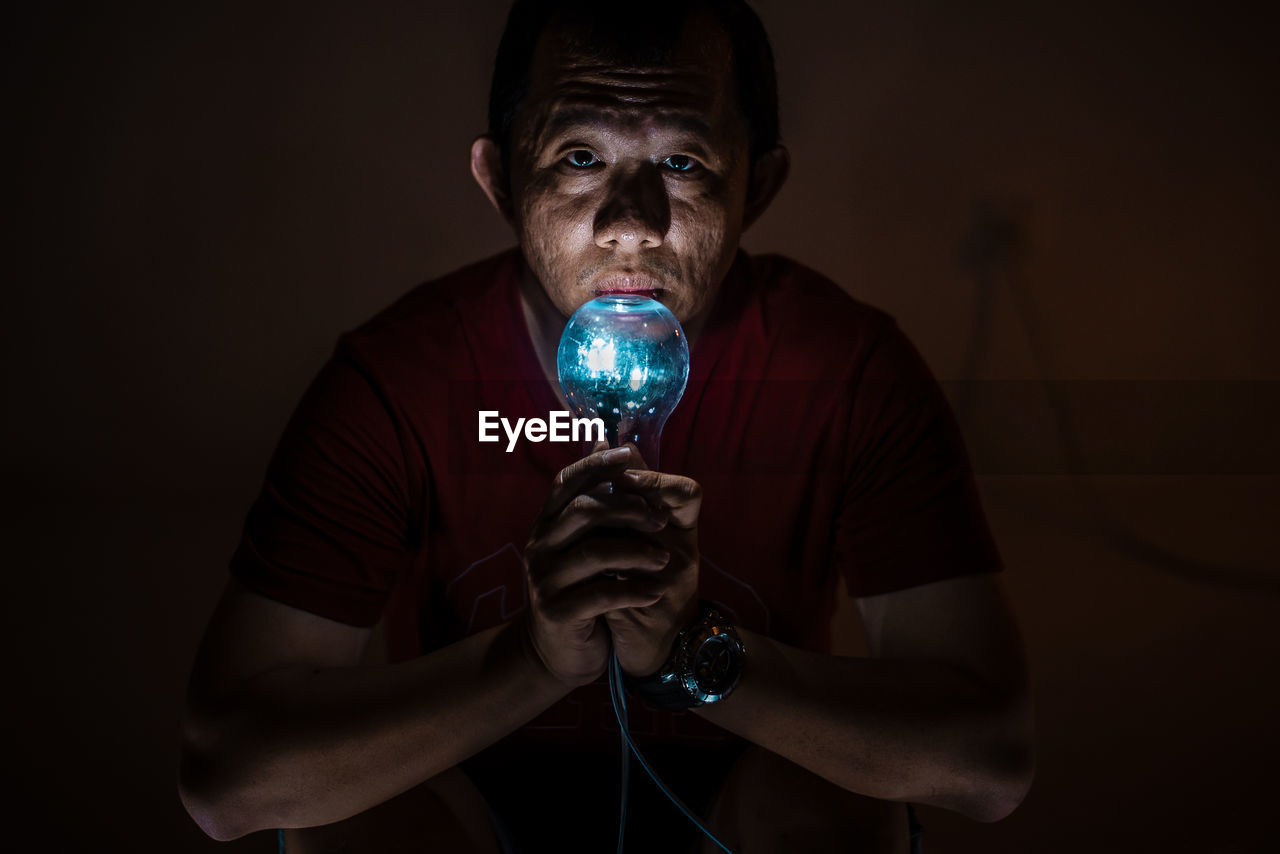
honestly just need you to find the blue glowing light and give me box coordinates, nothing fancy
[556,295,689,465]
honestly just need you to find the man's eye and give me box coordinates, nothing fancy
[662,155,700,173]
[564,150,601,168]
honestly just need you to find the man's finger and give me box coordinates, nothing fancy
[539,445,637,521]
[623,443,652,472]
[542,577,665,622]
[530,538,671,596]
[612,469,702,528]
[539,493,669,551]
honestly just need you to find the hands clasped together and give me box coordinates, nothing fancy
[521,443,702,687]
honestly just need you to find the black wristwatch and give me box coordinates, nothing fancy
[625,602,746,709]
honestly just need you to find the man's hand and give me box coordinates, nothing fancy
[604,461,703,678]
[521,444,675,688]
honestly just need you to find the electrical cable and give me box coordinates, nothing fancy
[607,647,735,854]
[613,643,630,854]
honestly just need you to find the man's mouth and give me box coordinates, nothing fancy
[592,273,665,300]
[597,288,661,299]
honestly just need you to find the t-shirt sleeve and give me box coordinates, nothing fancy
[834,320,1002,597]
[229,335,418,626]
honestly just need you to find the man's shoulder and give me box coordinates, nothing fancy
[352,249,520,339]
[749,253,893,326]
[742,253,899,374]
[336,248,522,372]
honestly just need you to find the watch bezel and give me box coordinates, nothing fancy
[674,608,745,705]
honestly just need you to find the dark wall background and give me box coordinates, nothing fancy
[4,1,1277,850]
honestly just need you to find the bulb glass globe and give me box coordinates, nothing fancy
[556,295,690,467]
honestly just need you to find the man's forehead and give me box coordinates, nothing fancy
[539,102,714,140]
[520,14,737,139]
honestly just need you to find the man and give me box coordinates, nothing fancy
[179,2,1034,851]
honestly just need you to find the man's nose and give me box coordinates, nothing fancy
[593,164,670,251]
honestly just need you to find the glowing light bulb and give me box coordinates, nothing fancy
[556,295,689,467]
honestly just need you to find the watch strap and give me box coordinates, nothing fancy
[626,668,701,710]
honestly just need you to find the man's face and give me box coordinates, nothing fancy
[506,15,752,325]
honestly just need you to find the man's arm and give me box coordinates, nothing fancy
[178,581,571,841]
[179,445,671,841]
[693,572,1035,822]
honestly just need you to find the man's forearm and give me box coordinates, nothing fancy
[694,628,1034,822]
[179,619,569,840]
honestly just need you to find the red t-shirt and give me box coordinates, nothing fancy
[230,247,1001,829]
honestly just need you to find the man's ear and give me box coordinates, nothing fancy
[742,144,790,231]
[470,135,516,224]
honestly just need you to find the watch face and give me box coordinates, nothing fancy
[691,633,743,699]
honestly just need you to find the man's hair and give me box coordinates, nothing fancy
[487,0,780,169]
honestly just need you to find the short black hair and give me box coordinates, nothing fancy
[487,0,780,168]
